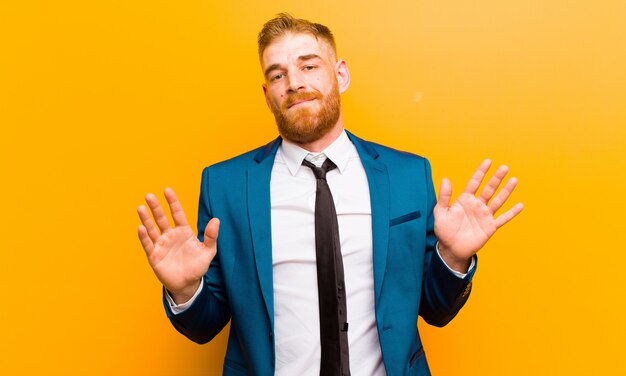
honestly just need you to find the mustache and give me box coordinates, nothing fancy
[283,91,323,109]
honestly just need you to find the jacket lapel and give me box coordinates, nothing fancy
[247,137,282,329]
[346,131,390,303]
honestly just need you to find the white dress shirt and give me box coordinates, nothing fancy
[165,130,474,375]
[270,130,384,375]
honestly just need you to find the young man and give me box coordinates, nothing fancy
[137,13,523,376]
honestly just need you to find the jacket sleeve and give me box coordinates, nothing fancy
[418,158,477,327]
[161,166,232,343]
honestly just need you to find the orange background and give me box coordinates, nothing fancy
[2,0,625,374]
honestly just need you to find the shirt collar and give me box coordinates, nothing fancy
[279,129,353,176]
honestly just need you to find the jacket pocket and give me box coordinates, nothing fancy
[410,345,425,366]
[408,345,430,375]
[390,210,421,227]
[223,358,249,375]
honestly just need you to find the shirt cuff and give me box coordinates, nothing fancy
[164,279,204,315]
[436,242,476,279]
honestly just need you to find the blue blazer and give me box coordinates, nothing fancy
[163,131,475,375]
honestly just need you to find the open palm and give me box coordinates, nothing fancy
[434,159,524,263]
[137,188,219,301]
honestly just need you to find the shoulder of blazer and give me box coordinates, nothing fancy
[345,130,380,161]
[202,136,282,175]
[346,130,427,164]
[253,137,282,164]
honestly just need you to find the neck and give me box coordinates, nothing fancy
[292,116,345,153]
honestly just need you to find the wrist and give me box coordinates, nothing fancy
[437,242,471,273]
[169,279,202,305]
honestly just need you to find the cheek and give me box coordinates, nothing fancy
[270,93,285,109]
[271,86,285,99]
[315,72,336,93]
[268,89,284,102]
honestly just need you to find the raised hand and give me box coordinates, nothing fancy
[434,159,524,271]
[137,188,219,304]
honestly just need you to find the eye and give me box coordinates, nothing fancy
[271,73,284,81]
[304,65,315,71]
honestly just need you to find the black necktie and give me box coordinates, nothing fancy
[302,158,351,376]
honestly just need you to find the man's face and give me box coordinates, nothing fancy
[262,33,346,145]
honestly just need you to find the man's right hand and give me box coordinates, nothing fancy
[137,187,219,304]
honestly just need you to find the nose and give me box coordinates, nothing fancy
[287,69,306,93]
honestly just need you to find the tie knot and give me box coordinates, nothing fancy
[302,158,337,180]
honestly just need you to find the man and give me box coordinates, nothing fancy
[137,13,523,376]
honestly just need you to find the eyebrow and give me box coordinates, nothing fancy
[298,54,322,62]
[264,54,323,79]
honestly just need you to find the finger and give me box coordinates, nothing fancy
[203,218,220,249]
[137,205,161,243]
[495,202,524,228]
[488,177,518,213]
[145,193,171,233]
[437,178,452,208]
[478,165,509,203]
[137,225,155,256]
[464,159,492,194]
[164,187,189,227]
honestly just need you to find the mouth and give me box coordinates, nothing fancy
[284,91,322,110]
[287,98,315,109]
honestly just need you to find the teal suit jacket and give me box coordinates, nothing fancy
[163,131,475,375]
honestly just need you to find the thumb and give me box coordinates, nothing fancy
[203,218,220,249]
[437,178,452,208]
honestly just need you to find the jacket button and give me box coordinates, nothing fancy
[462,282,472,297]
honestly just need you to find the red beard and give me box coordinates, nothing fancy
[270,81,341,144]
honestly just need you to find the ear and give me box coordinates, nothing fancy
[335,59,351,94]
[262,83,271,108]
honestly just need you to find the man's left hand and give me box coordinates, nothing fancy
[434,159,524,272]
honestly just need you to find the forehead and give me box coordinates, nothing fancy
[261,33,333,70]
